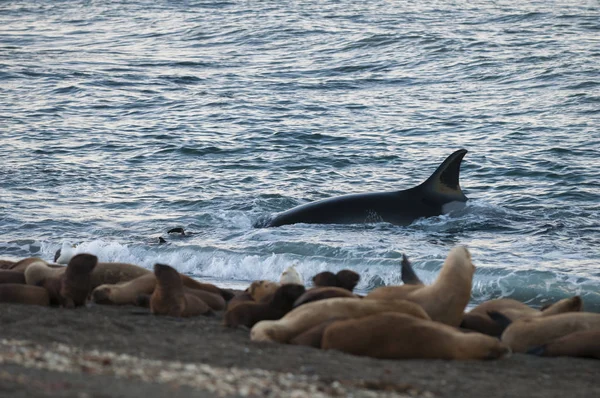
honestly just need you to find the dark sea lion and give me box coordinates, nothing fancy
[529,330,600,359]
[461,296,583,336]
[366,246,475,327]
[224,284,306,329]
[0,284,50,306]
[0,270,26,285]
[500,312,600,353]
[312,270,360,292]
[321,312,510,360]
[293,286,358,308]
[250,297,430,344]
[57,253,98,307]
[227,291,255,310]
[150,263,212,317]
[261,149,468,227]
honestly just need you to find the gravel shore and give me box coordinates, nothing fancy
[0,303,599,398]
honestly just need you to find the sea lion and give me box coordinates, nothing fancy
[248,280,280,302]
[150,263,212,317]
[529,330,600,359]
[289,319,342,349]
[461,296,583,336]
[91,273,157,305]
[184,287,226,311]
[280,265,303,285]
[227,291,255,310]
[224,284,306,328]
[322,312,510,360]
[179,274,234,301]
[0,260,16,270]
[366,246,475,327]
[0,284,50,306]
[500,312,600,353]
[25,259,150,289]
[313,270,360,292]
[293,286,357,308]
[41,253,98,308]
[250,297,430,344]
[0,270,26,284]
[11,257,55,273]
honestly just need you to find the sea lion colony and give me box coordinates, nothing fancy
[0,247,597,361]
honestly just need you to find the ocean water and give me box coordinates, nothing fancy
[1,0,599,309]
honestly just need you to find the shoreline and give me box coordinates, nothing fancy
[1,303,599,398]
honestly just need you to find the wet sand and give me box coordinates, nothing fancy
[0,303,599,398]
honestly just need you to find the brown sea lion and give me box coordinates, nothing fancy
[289,318,342,349]
[40,254,98,308]
[312,270,360,292]
[224,284,306,328]
[0,270,26,285]
[293,286,357,308]
[461,296,583,336]
[12,257,55,273]
[179,274,234,301]
[248,280,280,302]
[250,297,430,344]
[0,259,17,270]
[0,284,50,306]
[227,291,255,310]
[500,312,600,353]
[150,263,212,317]
[365,246,475,327]
[184,287,226,311]
[530,330,600,359]
[322,312,510,360]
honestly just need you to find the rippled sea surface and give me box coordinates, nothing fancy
[1,0,599,308]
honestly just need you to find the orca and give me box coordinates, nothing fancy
[262,149,468,227]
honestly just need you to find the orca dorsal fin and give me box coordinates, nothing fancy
[419,149,468,201]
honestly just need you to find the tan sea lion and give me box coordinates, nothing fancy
[365,246,475,327]
[224,284,306,328]
[150,263,212,317]
[250,297,430,344]
[41,253,98,308]
[179,274,234,301]
[0,270,26,284]
[91,273,157,305]
[0,284,50,306]
[248,280,280,302]
[289,318,342,348]
[184,287,226,311]
[312,270,360,292]
[530,330,600,359]
[461,296,583,336]
[500,312,600,353]
[293,286,357,308]
[322,312,510,360]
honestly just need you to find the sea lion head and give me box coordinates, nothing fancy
[61,253,98,307]
[335,270,360,291]
[153,263,183,290]
[272,284,306,309]
[312,271,338,287]
[442,246,475,278]
[280,265,303,285]
[248,280,280,302]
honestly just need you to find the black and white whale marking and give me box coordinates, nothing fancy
[262,149,469,227]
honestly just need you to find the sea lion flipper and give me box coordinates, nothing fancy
[400,254,423,285]
[487,310,513,334]
[419,149,468,202]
